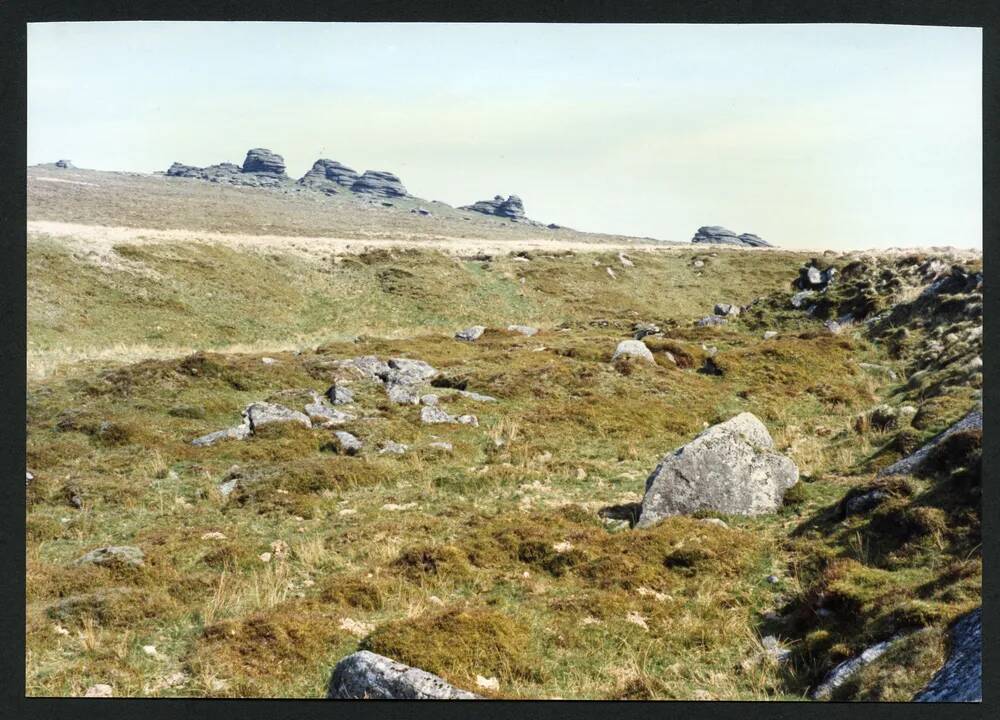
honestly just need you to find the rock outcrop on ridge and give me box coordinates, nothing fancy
[691,226,773,248]
[459,195,531,222]
[297,159,360,193]
[350,170,408,197]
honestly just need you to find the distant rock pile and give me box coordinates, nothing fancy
[298,159,360,193]
[241,148,287,175]
[54,159,75,169]
[692,226,773,248]
[350,170,408,197]
[165,148,409,197]
[459,195,534,223]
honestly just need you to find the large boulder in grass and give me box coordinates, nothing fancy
[914,607,982,702]
[327,650,481,699]
[612,339,655,364]
[637,413,798,526]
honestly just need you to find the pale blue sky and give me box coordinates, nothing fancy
[28,22,982,249]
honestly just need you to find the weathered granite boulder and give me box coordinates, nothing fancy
[714,303,741,317]
[914,607,981,702]
[333,431,363,456]
[75,546,145,568]
[612,340,655,364]
[242,148,287,175]
[878,409,981,477]
[691,226,773,248]
[637,413,798,526]
[460,195,527,221]
[455,326,486,342]
[298,159,359,191]
[327,650,480,699]
[191,424,252,447]
[387,358,439,386]
[304,395,355,425]
[795,263,837,291]
[351,170,407,197]
[243,402,311,432]
[811,634,910,700]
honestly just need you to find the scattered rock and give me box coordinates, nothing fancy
[878,409,981,477]
[379,441,408,455]
[421,406,455,424]
[54,159,75,169]
[697,315,726,327]
[763,331,778,340]
[324,384,355,405]
[612,339,655,364]
[475,675,500,692]
[811,634,909,700]
[75,546,145,568]
[698,517,729,529]
[691,226,773,248]
[456,414,479,427]
[913,607,981,702]
[191,424,252,447]
[327,650,481,700]
[790,290,815,309]
[761,635,792,663]
[427,441,453,452]
[632,322,661,340]
[333,431,363,456]
[305,396,355,425]
[618,252,634,268]
[843,489,889,516]
[261,357,276,365]
[83,684,113,698]
[420,394,439,406]
[507,324,538,336]
[455,326,486,342]
[454,390,498,402]
[714,303,740,317]
[795,263,837,291]
[637,413,798,526]
[244,402,312,432]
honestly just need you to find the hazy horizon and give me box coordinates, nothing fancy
[28,22,982,249]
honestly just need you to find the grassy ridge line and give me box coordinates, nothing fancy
[28,236,809,380]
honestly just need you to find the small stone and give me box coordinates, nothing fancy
[261,357,276,365]
[142,645,158,657]
[379,441,408,455]
[259,552,273,563]
[427,441,453,452]
[339,617,374,638]
[381,502,418,512]
[552,541,574,553]
[201,531,227,540]
[766,575,780,585]
[84,684,113,698]
[338,508,357,516]
[333,430,363,455]
[476,675,500,691]
[625,612,649,630]
[507,324,538,336]
[763,331,778,340]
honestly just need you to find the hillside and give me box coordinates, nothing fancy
[25,169,981,699]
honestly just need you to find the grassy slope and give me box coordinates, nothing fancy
[25,180,981,700]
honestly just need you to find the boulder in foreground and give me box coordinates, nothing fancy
[327,650,481,699]
[637,412,798,526]
[913,607,981,702]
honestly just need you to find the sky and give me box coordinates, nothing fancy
[27,22,982,249]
